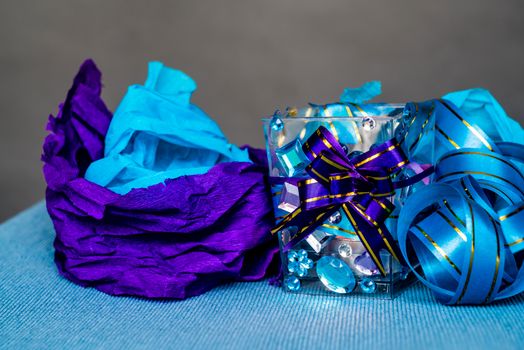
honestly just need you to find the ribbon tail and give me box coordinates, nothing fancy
[341,202,404,276]
[271,206,338,252]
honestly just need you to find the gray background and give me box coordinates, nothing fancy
[1,0,523,222]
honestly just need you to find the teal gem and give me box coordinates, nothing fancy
[316,256,356,294]
[284,275,301,291]
[360,278,376,293]
[275,139,309,177]
[270,113,284,131]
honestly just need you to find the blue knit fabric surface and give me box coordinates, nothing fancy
[1,202,523,350]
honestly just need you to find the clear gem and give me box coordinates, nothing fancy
[270,111,284,131]
[328,211,342,224]
[338,243,353,258]
[287,250,298,262]
[305,230,333,253]
[354,251,380,276]
[278,182,300,213]
[316,256,356,293]
[288,261,307,277]
[361,117,376,131]
[297,249,308,260]
[284,275,301,291]
[300,258,314,270]
[360,278,376,293]
[341,144,350,155]
[275,139,309,177]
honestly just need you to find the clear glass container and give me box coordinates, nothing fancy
[263,103,418,298]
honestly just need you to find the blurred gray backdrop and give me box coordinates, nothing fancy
[1,0,523,221]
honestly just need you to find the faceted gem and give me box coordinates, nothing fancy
[316,256,356,293]
[270,111,284,131]
[360,278,376,293]
[288,261,307,277]
[275,139,309,177]
[287,249,313,277]
[300,258,314,270]
[354,251,380,276]
[305,230,333,253]
[284,275,301,291]
[278,182,300,213]
[288,250,298,262]
[297,249,308,260]
[361,117,376,131]
[328,211,342,224]
[338,243,353,258]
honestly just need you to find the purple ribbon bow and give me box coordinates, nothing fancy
[272,126,413,275]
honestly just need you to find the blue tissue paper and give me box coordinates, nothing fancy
[85,61,251,194]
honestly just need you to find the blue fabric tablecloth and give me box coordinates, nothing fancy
[1,202,523,349]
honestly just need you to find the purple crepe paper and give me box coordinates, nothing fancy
[42,59,279,299]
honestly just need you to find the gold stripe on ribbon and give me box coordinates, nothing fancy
[505,237,524,247]
[436,125,460,149]
[499,204,524,221]
[342,204,386,275]
[271,207,303,234]
[319,154,349,171]
[440,99,494,152]
[460,178,474,201]
[484,216,501,303]
[321,223,357,235]
[373,198,392,213]
[354,143,401,168]
[436,211,467,241]
[349,202,400,262]
[415,224,462,274]
[457,201,475,304]
[443,199,465,227]
[438,171,524,197]
[309,167,329,183]
[317,129,335,151]
[303,141,317,159]
[345,105,363,144]
[409,102,434,153]
[439,151,524,181]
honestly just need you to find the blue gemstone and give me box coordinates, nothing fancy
[270,111,284,131]
[275,139,309,177]
[287,250,298,262]
[316,256,356,293]
[287,261,299,273]
[284,275,301,291]
[295,266,308,277]
[297,249,308,260]
[360,278,376,293]
[300,258,314,270]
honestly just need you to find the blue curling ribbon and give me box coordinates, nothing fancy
[397,90,524,305]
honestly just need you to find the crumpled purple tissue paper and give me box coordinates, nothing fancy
[42,59,279,299]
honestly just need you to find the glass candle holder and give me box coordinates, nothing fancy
[263,103,418,298]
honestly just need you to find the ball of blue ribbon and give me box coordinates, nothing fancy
[398,91,524,305]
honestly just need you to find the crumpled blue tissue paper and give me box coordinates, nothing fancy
[85,61,251,194]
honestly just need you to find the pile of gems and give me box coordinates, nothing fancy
[264,103,416,297]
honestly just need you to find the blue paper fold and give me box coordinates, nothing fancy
[85,61,250,194]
